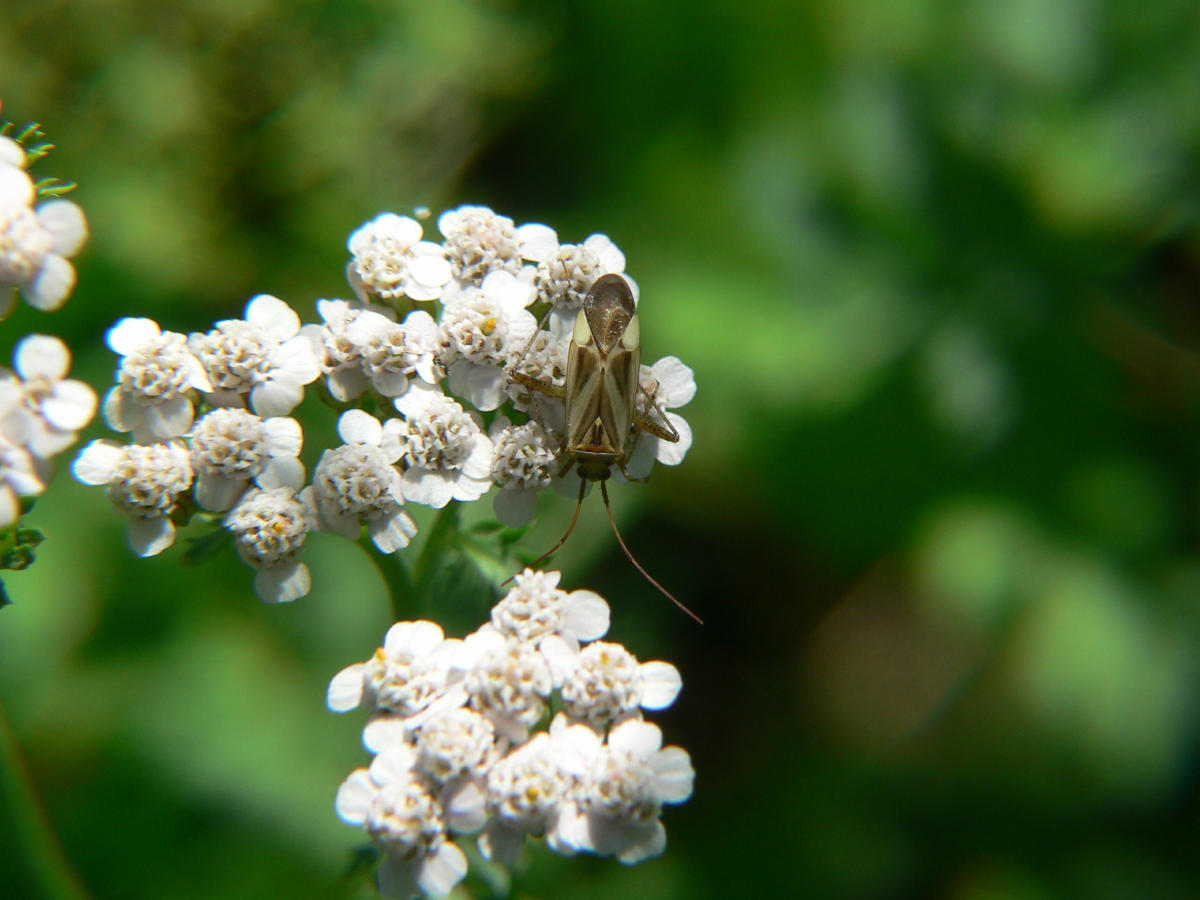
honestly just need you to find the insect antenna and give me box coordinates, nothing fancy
[600,480,703,624]
[501,477,587,587]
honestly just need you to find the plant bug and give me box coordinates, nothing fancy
[508,273,701,623]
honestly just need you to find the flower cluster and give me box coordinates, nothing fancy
[73,205,697,600]
[0,132,95,534]
[0,134,88,315]
[329,570,694,897]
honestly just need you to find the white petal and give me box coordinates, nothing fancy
[369,508,417,553]
[467,364,506,411]
[0,136,25,167]
[461,433,494,480]
[102,387,141,432]
[42,380,97,430]
[258,456,305,490]
[654,413,691,466]
[564,590,610,641]
[493,487,536,529]
[385,620,445,656]
[183,354,213,392]
[550,802,593,852]
[15,334,70,380]
[363,716,411,753]
[616,820,666,865]
[516,222,558,262]
[584,233,625,274]
[250,379,303,418]
[372,369,409,397]
[608,719,662,757]
[442,780,487,833]
[650,746,695,803]
[371,744,420,783]
[479,821,526,866]
[326,663,366,711]
[0,166,34,208]
[402,468,453,508]
[273,336,321,384]
[448,473,490,503]
[416,842,468,898]
[334,769,374,824]
[128,516,176,557]
[28,256,76,310]
[393,379,442,418]
[145,396,194,438]
[326,367,369,402]
[72,439,122,485]
[37,200,88,256]
[245,294,301,341]
[539,634,578,687]
[262,416,303,457]
[650,356,696,407]
[407,253,452,289]
[254,562,310,603]
[638,661,682,710]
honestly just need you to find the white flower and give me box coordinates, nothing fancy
[0,165,88,315]
[103,318,211,441]
[488,417,559,528]
[533,233,627,311]
[0,436,44,527]
[189,294,320,417]
[414,708,496,786]
[308,409,416,554]
[559,642,682,730]
[484,569,609,685]
[478,730,580,866]
[439,269,537,411]
[299,298,380,402]
[190,408,303,511]
[328,624,463,724]
[72,439,193,557]
[0,334,97,458]
[223,460,314,604]
[348,213,452,303]
[348,308,444,399]
[336,746,470,899]
[393,386,493,509]
[437,205,554,287]
[463,636,552,744]
[555,718,694,864]
[625,355,696,479]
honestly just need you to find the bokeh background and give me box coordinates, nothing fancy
[4,0,1200,897]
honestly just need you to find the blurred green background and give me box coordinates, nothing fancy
[4,0,1200,897]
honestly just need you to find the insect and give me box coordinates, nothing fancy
[508,273,701,623]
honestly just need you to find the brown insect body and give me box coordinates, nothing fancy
[563,273,642,481]
[507,272,700,623]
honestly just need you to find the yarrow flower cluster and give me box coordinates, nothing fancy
[0,134,88,315]
[0,130,95,537]
[73,204,697,605]
[329,570,694,897]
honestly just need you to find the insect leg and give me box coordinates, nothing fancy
[600,480,702,624]
[501,476,587,586]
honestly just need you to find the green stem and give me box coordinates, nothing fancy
[0,698,90,900]
[360,535,418,622]
[414,504,460,596]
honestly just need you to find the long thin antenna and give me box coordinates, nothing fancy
[601,480,703,624]
[502,477,587,587]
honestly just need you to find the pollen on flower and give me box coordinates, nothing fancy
[439,205,522,285]
[117,331,196,401]
[561,641,642,728]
